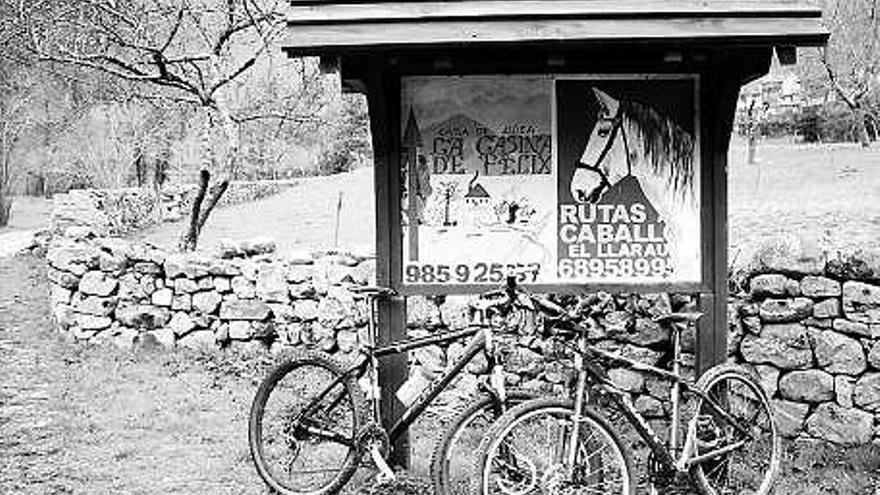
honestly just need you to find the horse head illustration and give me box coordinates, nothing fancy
[569,87,695,205]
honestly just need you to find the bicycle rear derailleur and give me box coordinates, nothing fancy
[357,423,395,484]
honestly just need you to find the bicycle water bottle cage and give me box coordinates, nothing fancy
[350,286,398,299]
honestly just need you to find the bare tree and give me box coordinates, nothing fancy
[814,0,880,146]
[0,75,34,227]
[17,0,296,250]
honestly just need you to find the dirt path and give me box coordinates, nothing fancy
[0,255,436,495]
[0,255,271,495]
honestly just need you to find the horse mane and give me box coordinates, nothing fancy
[619,99,695,198]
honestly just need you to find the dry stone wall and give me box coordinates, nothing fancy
[732,250,880,445]
[44,228,880,445]
[51,180,296,236]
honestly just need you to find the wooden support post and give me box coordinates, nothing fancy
[365,62,410,468]
[696,50,771,375]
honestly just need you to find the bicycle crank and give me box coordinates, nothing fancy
[357,424,396,484]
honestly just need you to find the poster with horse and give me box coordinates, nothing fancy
[400,74,700,287]
[555,76,701,285]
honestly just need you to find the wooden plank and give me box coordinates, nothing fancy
[364,61,410,468]
[288,0,820,25]
[282,17,828,55]
[394,282,713,297]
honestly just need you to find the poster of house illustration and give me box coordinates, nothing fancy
[401,76,556,285]
[400,75,700,286]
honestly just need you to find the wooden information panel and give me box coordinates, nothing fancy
[400,74,701,292]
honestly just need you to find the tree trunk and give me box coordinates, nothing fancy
[0,191,11,228]
[856,109,871,148]
[178,169,230,252]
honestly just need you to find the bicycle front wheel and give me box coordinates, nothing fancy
[471,397,634,495]
[248,351,365,495]
[430,390,539,495]
[690,364,780,495]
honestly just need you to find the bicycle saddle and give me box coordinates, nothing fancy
[653,312,702,325]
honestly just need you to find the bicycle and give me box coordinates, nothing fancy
[248,277,554,495]
[471,288,780,495]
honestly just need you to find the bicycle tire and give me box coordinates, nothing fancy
[689,363,780,495]
[249,350,365,495]
[470,397,635,495]
[430,390,539,495]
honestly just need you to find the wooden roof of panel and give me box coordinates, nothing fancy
[283,0,828,55]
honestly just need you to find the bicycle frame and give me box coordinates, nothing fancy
[295,295,508,455]
[562,324,753,474]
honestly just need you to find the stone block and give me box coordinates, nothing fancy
[151,288,173,307]
[812,329,866,375]
[801,276,842,298]
[336,329,358,353]
[50,286,72,305]
[192,291,222,314]
[832,318,872,338]
[98,251,128,272]
[47,242,99,276]
[759,298,813,323]
[257,264,289,302]
[779,370,834,402]
[115,305,170,329]
[740,323,813,369]
[228,321,253,340]
[624,318,670,346]
[772,399,810,437]
[835,375,856,408]
[286,265,312,284]
[750,274,793,298]
[635,396,665,418]
[196,277,214,291]
[213,277,232,293]
[164,254,209,279]
[853,373,880,412]
[753,364,780,398]
[608,368,644,392]
[219,300,271,321]
[208,260,241,277]
[619,344,663,366]
[805,403,873,445]
[231,276,255,298]
[168,312,196,336]
[149,327,175,348]
[75,313,113,331]
[133,262,162,275]
[173,278,199,294]
[742,316,762,334]
[178,330,217,350]
[71,294,116,316]
[48,268,81,289]
[79,271,118,297]
[868,342,880,369]
[812,298,840,319]
[171,294,192,311]
[293,300,319,321]
[843,281,880,324]
[507,348,544,378]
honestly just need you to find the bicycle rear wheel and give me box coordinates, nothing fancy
[471,397,634,495]
[430,390,538,495]
[690,364,780,495]
[249,351,365,495]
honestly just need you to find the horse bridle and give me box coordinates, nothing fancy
[574,112,631,203]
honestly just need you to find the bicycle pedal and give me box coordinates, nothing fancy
[369,443,396,484]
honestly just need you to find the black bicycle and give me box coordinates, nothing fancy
[470,289,779,495]
[249,277,560,495]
